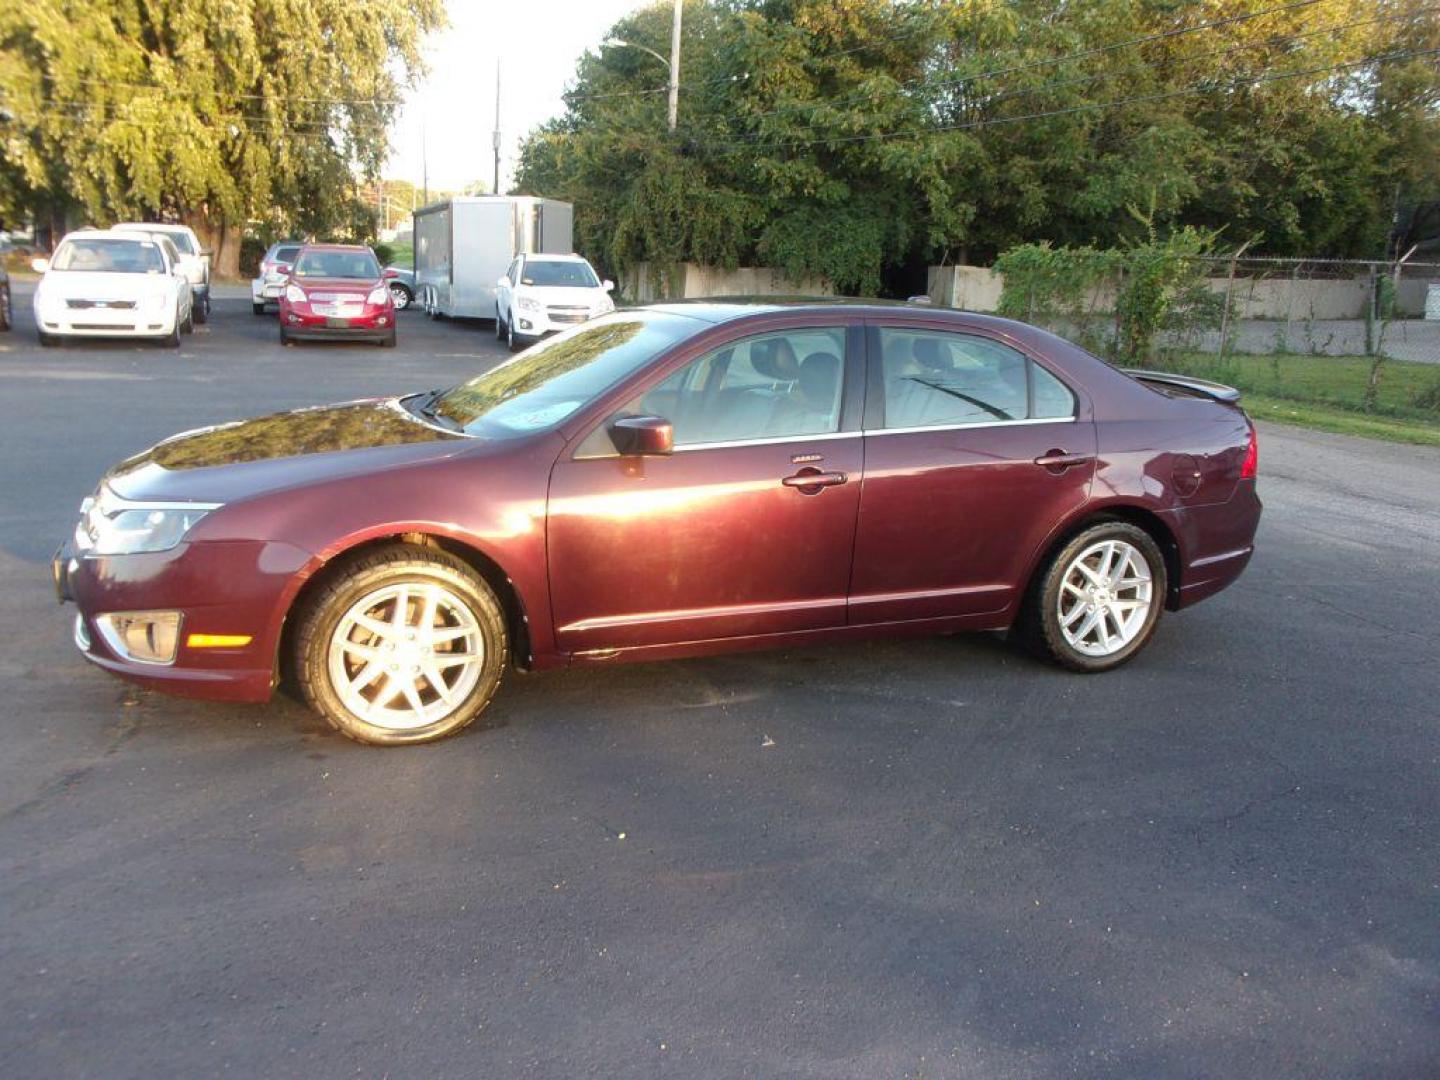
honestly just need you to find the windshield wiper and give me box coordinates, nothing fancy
[405,389,463,431]
[906,377,1014,421]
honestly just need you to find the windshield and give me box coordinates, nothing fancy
[52,239,165,274]
[294,249,381,279]
[431,313,695,438]
[159,231,195,255]
[522,260,599,288]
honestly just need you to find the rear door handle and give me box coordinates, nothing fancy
[782,468,848,493]
[1033,450,1092,471]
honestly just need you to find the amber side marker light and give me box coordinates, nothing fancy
[187,633,253,648]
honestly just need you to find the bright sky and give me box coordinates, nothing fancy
[386,0,658,195]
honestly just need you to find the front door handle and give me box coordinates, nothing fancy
[782,467,848,494]
[1033,450,1092,472]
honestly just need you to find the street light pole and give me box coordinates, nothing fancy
[667,0,682,133]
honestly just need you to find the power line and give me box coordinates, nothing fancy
[718,0,1335,131]
[703,47,1439,155]
[722,3,1435,148]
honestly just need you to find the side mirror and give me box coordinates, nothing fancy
[602,279,615,293]
[200,248,213,258]
[610,415,673,456]
[497,275,511,289]
[31,257,49,274]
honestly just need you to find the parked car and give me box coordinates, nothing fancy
[381,265,414,309]
[0,261,10,331]
[251,240,304,314]
[113,222,210,323]
[278,244,396,347]
[31,229,194,347]
[52,301,1260,746]
[494,252,615,351]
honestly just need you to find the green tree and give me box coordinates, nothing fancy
[517,0,1440,296]
[0,0,443,274]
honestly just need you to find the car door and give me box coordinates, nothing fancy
[848,322,1095,623]
[547,322,865,653]
[497,256,520,319]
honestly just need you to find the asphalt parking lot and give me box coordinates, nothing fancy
[1,283,1438,1079]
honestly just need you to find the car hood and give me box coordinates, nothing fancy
[290,276,382,297]
[517,284,608,309]
[106,398,468,504]
[39,271,171,300]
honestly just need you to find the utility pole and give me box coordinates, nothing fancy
[493,59,503,195]
[667,0,682,133]
[421,115,429,206]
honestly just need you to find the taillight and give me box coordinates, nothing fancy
[1240,420,1258,479]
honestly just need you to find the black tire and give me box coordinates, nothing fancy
[1020,521,1166,673]
[506,318,519,352]
[194,291,210,325]
[280,326,293,346]
[161,317,181,348]
[494,311,505,340]
[252,301,266,316]
[38,330,58,347]
[181,305,194,335]
[380,328,397,348]
[292,544,508,746]
[0,283,11,330]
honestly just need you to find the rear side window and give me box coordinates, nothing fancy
[876,328,1074,429]
[274,246,301,263]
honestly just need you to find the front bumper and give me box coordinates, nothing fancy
[281,305,393,342]
[252,277,286,303]
[53,537,311,703]
[513,308,597,336]
[36,304,176,338]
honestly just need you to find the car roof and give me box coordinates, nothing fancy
[522,253,590,263]
[63,229,166,244]
[298,243,373,252]
[114,222,190,234]
[636,296,1065,339]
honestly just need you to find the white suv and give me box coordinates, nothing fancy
[114,222,210,323]
[495,254,614,351]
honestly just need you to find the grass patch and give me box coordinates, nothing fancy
[1156,351,1440,445]
[384,241,413,269]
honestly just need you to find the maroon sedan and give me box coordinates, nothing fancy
[52,302,1259,746]
[278,243,396,347]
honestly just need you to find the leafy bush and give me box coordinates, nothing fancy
[373,242,395,267]
[996,215,1223,364]
[239,236,267,277]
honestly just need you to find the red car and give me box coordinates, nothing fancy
[278,243,396,347]
[52,303,1260,746]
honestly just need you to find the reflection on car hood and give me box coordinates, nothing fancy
[106,398,467,503]
[290,276,382,294]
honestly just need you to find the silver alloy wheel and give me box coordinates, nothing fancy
[389,284,410,310]
[326,582,485,730]
[1056,539,1153,657]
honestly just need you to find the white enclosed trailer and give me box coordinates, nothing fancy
[413,196,574,320]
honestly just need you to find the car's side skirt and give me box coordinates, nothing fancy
[562,609,1014,667]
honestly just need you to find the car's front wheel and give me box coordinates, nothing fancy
[293,545,508,746]
[1024,522,1166,672]
[389,284,411,310]
[0,283,11,330]
[252,301,266,316]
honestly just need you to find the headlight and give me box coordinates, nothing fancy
[285,284,307,303]
[75,487,221,556]
[594,294,615,314]
[143,292,168,312]
[516,295,542,313]
[367,286,389,306]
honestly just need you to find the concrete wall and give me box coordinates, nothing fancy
[927,264,1437,320]
[624,262,833,303]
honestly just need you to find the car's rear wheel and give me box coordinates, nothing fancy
[294,545,508,746]
[194,292,209,324]
[1024,522,1165,672]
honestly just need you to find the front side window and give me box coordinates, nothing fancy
[431,312,696,438]
[877,328,1074,429]
[164,231,196,255]
[611,327,847,449]
[52,239,165,275]
[294,249,381,279]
